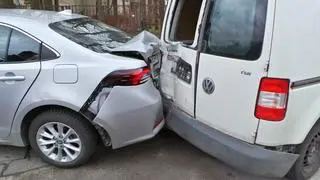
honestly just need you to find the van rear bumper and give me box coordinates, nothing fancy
[165,107,299,178]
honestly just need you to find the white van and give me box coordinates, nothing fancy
[159,0,320,179]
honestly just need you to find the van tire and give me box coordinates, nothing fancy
[28,109,98,167]
[288,122,320,180]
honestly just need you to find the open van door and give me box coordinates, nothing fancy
[160,0,207,116]
[161,0,275,143]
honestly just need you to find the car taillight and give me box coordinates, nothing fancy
[255,77,290,121]
[102,67,151,87]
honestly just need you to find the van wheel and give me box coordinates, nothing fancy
[289,123,320,180]
[28,109,98,167]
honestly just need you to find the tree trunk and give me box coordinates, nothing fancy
[77,0,85,15]
[122,0,125,16]
[41,0,53,10]
[31,0,40,9]
[96,0,102,20]
[54,0,59,11]
[112,0,117,17]
[159,0,165,25]
[140,0,147,30]
[107,0,110,14]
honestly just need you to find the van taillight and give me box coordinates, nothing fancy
[102,67,151,87]
[255,77,290,121]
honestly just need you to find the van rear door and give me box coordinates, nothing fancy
[195,0,274,143]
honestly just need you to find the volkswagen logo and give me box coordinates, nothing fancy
[202,78,215,94]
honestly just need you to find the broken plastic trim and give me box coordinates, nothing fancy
[80,81,108,121]
[147,49,163,89]
[87,88,111,115]
[94,123,112,147]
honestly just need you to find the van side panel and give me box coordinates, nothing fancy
[256,0,320,146]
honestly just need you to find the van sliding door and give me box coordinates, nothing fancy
[195,0,274,143]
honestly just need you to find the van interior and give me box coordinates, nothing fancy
[169,0,203,45]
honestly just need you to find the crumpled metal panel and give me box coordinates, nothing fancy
[111,31,165,88]
[111,31,161,59]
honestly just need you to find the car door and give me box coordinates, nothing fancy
[195,0,274,143]
[0,24,41,138]
[160,0,207,116]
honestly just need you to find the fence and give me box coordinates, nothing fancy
[12,2,165,36]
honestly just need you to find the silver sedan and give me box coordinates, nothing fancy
[0,9,164,167]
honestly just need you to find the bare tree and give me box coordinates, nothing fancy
[141,0,148,30]
[122,0,125,16]
[53,0,59,11]
[112,0,117,17]
[73,0,86,15]
[41,0,54,10]
[106,0,110,14]
[96,0,102,20]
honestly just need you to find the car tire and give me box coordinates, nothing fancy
[28,109,98,167]
[288,122,320,180]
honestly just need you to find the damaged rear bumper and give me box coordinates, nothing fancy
[92,80,164,149]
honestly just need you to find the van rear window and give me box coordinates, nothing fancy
[203,0,268,60]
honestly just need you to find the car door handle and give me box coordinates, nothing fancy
[0,76,25,81]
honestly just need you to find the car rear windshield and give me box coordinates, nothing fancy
[49,18,132,53]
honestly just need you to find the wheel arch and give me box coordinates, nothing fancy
[19,104,92,146]
[299,114,320,146]
[296,103,320,145]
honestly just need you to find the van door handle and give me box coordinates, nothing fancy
[0,76,25,81]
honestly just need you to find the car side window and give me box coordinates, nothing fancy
[7,29,40,62]
[203,0,268,60]
[40,44,59,60]
[0,25,11,62]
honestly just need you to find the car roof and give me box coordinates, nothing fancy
[0,9,84,26]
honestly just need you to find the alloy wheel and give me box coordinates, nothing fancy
[36,122,82,163]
